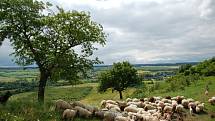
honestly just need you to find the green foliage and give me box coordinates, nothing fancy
[0,0,106,102]
[178,64,192,74]
[0,79,37,94]
[178,57,215,76]
[0,0,106,79]
[98,61,140,99]
[165,74,201,92]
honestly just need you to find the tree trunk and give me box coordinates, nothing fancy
[38,72,48,103]
[119,91,123,99]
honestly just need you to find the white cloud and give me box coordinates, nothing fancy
[199,0,215,19]
[0,0,215,66]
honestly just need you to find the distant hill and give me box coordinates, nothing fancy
[95,62,199,68]
[0,62,199,70]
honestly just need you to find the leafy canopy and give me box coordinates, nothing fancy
[0,0,106,81]
[98,61,140,93]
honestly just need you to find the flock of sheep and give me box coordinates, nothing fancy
[55,96,215,121]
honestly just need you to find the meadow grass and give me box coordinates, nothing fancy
[1,86,94,121]
[1,77,215,121]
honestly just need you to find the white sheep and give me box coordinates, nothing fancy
[74,106,92,118]
[62,109,77,120]
[208,97,215,105]
[144,104,157,110]
[100,100,107,108]
[171,100,178,108]
[157,101,165,108]
[115,115,129,121]
[175,104,184,113]
[163,106,173,113]
[84,105,98,113]
[181,99,189,108]
[187,98,195,103]
[147,109,157,114]
[205,90,208,95]
[105,103,121,112]
[132,98,140,102]
[71,101,85,108]
[103,111,117,121]
[196,103,204,113]
[55,99,72,111]
[106,100,118,105]
[95,110,106,119]
[124,106,139,113]
[126,98,132,102]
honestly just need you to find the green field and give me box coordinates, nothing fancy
[0,76,214,121]
[0,69,39,82]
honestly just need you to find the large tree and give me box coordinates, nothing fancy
[0,0,106,103]
[98,61,140,99]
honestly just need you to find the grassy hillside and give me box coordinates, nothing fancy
[0,77,215,121]
[0,85,93,121]
[148,76,215,121]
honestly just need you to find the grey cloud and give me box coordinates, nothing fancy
[0,0,215,66]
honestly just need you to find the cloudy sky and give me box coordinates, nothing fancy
[0,0,215,66]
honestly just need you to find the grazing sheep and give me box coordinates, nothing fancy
[154,96,161,101]
[140,98,145,102]
[124,106,139,113]
[55,99,72,111]
[106,100,118,105]
[175,104,184,113]
[132,98,139,102]
[115,116,129,121]
[144,98,149,102]
[126,98,132,103]
[165,96,171,99]
[176,96,184,104]
[109,106,121,112]
[84,105,98,114]
[172,100,178,107]
[188,102,196,108]
[164,112,172,121]
[127,101,145,108]
[147,109,157,114]
[208,97,215,105]
[163,106,173,113]
[161,99,169,103]
[74,106,92,118]
[205,90,209,95]
[106,103,120,111]
[149,97,156,103]
[195,106,201,113]
[62,109,77,121]
[194,101,200,106]
[101,100,107,108]
[181,99,189,108]
[187,98,195,103]
[158,101,165,108]
[196,103,204,113]
[117,101,128,111]
[144,104,157,111]
[171,97,177,100]
[103,111,117,121]
[95,110,106,119]
[71,101,85,108]
[0,91,12,104]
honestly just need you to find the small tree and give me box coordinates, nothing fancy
[98,61,140,99]
[0,0,106,103]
